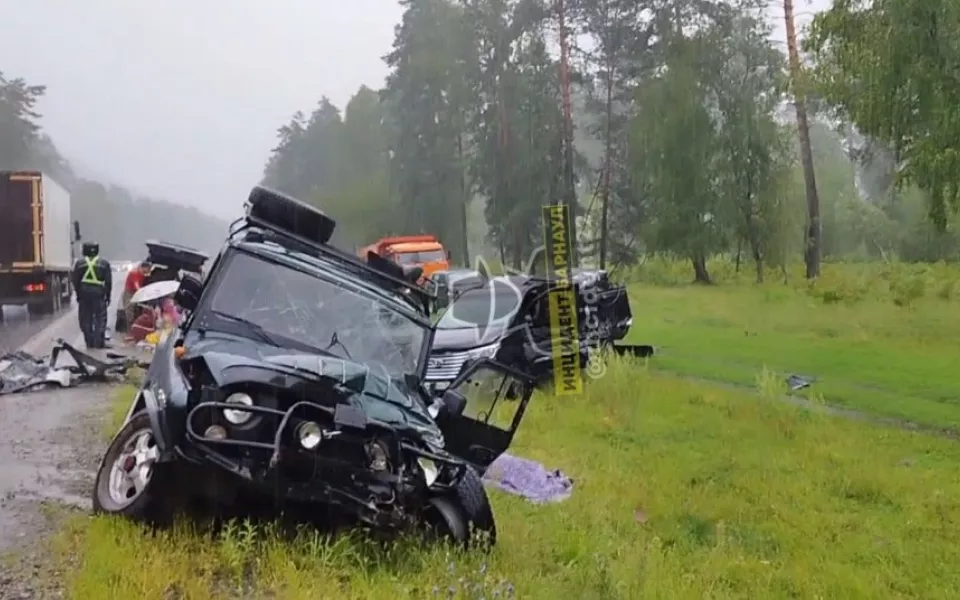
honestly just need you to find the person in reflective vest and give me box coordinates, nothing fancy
[71,241,113,349]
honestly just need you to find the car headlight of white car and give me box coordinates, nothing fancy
[466,342,500,361]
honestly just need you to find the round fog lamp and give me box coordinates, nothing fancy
[223,393,254,425]
[204,425,227,440]
[296,421,322,449]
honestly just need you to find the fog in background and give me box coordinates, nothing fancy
[0,0,826,222]
[0,0,403,220]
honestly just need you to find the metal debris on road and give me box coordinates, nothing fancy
[0,338,148,395]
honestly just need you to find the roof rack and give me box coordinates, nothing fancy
[229,187,434,308]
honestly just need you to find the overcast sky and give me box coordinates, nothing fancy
[0,0,829,222]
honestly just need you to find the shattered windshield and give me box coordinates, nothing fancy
[208,251,428,377]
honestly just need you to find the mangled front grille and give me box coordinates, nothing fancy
[425,350,473,381]
[180,391,465,523]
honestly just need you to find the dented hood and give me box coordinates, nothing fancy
[186,334,444,446]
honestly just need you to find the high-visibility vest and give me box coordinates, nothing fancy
[81,256,104,285]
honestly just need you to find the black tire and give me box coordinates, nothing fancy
[426,467,497,548]
[51,276,62,312]
[61,275,72,307]
[27,301,51,316]
[92,410,174,526]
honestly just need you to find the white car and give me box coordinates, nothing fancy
[111,261,136,272]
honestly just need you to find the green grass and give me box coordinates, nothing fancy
[54,269,960,598]
[623,272,960,429]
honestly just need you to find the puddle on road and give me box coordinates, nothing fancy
[1,463,91,510]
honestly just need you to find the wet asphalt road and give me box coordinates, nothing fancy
[0,285,125,552]
[0,305,67,356]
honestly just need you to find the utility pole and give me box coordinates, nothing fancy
[784,0,821,279]
[557,0,578,266]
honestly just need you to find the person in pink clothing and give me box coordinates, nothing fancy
[159,298,181,328]
[126,298,181,343]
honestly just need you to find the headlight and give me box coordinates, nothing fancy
[151,385,168,408]
[467,342,500,360]
[223,392,254,425]
[204,425,227,440]
[418,458,439,487]
[296,421,322,449]
[365,440,389,471]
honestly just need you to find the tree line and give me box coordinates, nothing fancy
[0,70,229,260]
[261,0,960,283]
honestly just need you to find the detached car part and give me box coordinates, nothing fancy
[0,338,148,395]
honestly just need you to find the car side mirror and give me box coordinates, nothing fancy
[440,388,467,417]
[73,220,81,242]
[174,273,204,312]
[428,388,467,419]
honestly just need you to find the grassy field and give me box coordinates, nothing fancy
[54,263,960,599]
[624,259,960,429]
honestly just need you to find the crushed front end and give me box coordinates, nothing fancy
[181,378,466,529]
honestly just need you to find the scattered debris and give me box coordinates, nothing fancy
[786,374,815,391]
[0,338,148,395]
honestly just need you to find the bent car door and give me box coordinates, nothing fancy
[440,358,535,472]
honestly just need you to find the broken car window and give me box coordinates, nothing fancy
[208,252,429,377]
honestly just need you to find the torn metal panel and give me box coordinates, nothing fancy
[0,339,148,395]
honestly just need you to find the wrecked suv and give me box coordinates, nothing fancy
[427,269,647,390]
[92,186,535,546]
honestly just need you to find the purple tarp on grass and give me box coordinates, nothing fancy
[482,453,574,504]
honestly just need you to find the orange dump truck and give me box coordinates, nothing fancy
[359,235,450,279]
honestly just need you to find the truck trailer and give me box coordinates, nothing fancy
[0,171,80,318]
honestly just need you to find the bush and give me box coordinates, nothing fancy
[617,255,960,308]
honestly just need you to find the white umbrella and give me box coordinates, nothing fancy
[130,280,180,304]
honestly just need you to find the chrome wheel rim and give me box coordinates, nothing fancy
[107,428,158,506]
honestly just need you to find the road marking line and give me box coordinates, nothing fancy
[20,307,79,355]
[20,290,122,355]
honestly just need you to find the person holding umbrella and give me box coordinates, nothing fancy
[126,282,181,344]
[120,261,152,332]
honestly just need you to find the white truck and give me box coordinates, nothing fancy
[0,170,81,318]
